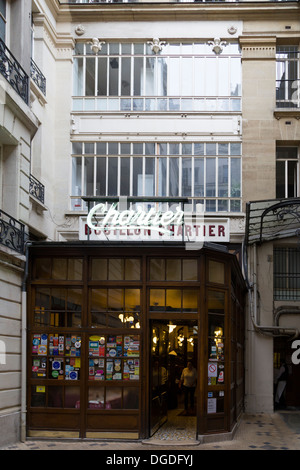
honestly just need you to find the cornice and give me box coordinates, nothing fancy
[52,1,300,23]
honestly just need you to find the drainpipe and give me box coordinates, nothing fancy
[247,243,299,340]
[21,241,31,442]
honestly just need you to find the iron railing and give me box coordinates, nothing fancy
[0,209,25,254]
[29,174,45,205]
[0,38,29,104]
[30,59,46,96]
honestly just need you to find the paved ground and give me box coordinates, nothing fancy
[1,411,300,452]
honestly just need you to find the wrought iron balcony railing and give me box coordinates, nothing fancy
[29,174,45,205]
[0,38,29,105]
[31,59,46,96]
[0,209,25,254]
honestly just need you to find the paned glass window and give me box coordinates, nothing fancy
[276,46,300,108]
[274,247,300,300]
[73,41,242,112]
[276,147,299,199]
[71,141,242,213]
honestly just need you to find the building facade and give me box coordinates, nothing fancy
[0,0,300,446]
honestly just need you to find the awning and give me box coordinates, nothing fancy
[245,198,300,245]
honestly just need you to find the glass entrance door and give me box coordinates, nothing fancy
[149,320,198,438]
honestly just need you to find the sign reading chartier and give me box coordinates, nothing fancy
[79,202,230,244]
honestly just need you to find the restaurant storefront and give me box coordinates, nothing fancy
[26,241,246,441]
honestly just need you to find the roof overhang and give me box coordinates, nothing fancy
[245,197,300,246]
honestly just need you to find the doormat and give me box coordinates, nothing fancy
[178,409,196,416]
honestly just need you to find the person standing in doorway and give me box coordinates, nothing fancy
[275,361,289,409]
[179,361,197,415]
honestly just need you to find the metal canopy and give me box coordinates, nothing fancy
[245,197,300,246]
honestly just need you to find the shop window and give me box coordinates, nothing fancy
[88,334,140,382]
[150,289,198,313]
[33,288,82,327]
[90,289,140,328]
[149,258,198,281]
[35,258,83,280]
[207,290,225,405]
[88,386,139,410]
[31,385,80,409]
[91,258,141,281]
[208,260,225,284]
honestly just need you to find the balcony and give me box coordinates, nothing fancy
[29,174,45,205]
[0,38,29,105]
[31,59,46,97]
[0,209,25,255]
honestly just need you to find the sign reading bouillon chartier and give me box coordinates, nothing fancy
[79,200,229,245]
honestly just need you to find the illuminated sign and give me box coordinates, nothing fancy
[80,202,230,244]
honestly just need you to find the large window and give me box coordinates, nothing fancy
[0,0,6,43]
[274,247,300,300]
[276,147,299,199]
[73,41,242,112]
[71,141,242,213]
[276,46,300,108]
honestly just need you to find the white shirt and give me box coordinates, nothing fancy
[181,367,197,387]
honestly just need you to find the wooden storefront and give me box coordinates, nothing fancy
[27,243,245,440]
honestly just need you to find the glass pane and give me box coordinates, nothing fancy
[209,260,225,284]
[169,158,179,197]
[145,158,155,197]
[150,289,165,310]
[86,58,95,96]
[31,386,46,407]
[51,289,65,310]
[132,157,143,196]
[231,158,241,197]
[134,57,143,96]
[72,158,82,196]
[150,259,165,280]
[208,314,225,337]
[108,289,123,311]
[194,158,204,197]
[67,289,82,311]
[106,388,122,409]
[288,160,297,198]
[182,290,198,312]
[97,57,107,96]
[109,58,119,95]
[182,259,197,280]
[218,158,228,197]
[91,259,107,280]
[157,57,168,97]
[68,259,83,280]
[121,58,131,96]
[88,387,104,409]
[91,289,107,311]
[120,157,130,195]
[166,259,181,280]
[125,289,140,311]
[65,387,80,408]
[158,158,167,196]
[52,259,67,280]
[123,388,139,409]
[73,58,83,95]
[109,259,124,280]
[182,58,193,96]
[35,258,51,279]
[145,57,155,95]
[96,157,106,196]
[91,312,106,327]
[48,386,63,408]
[208,290,225,314]
[206,158,216,197]
[182,158,192,197]
[166,289,181,312]
[107,158,118,196]
[125,259,141,280]
[84,157,94,196]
